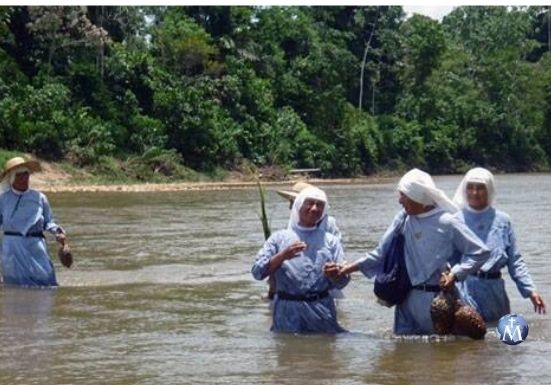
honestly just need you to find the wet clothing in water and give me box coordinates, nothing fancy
[455,207,536,322]
[252,228,349,333]
[252,186,350,333]
[356,208,490,335]
[0,188,62,286]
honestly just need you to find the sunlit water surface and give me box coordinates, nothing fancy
[1,174,550,384]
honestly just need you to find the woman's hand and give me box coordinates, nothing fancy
[337,261,359,277]
[55,231,66,246]
[267,241,306,275]
[323,262,341,280]
[439,271,456,292]
[282,241,307,260]
[530,292,546,314]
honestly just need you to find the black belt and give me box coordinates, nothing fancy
[4,231,44,238]
[277,290,329,302]
[474,271,502,279]
[412,284,441,292]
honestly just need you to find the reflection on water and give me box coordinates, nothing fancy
[1,174,550,384]
[273,335,341,383]
[0,287,56,382]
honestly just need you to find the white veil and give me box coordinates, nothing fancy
[452,167,495,208]
[397,168,458,213]
[288,186,328,231]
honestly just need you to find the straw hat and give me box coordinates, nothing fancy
[276,181,314,201]
[1,156,41,181]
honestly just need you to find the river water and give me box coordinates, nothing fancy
[1,174,550,384]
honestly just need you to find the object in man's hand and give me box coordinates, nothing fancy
[58,243,73,268]
[431,291,456,335]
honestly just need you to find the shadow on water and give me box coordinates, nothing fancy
[364,338,488,385]
[0,287,57,381]
[254,334,343,384]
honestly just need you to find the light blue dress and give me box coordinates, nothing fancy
[356,208,490,335]
[0,188,62,287]
[252,224,350,333]
[455,207,536,322]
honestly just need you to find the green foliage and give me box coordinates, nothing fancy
[152,9,221,76]
[0,149,23,167]
[1,5,551,180]
[220,57,276,163]
[124,147,199,181]
[400,15,446,90]
[377,114,425,169]
[269,107,305,165]
[443,7,534,60]
[0,82,75,158]
[65,110,116,166]
[537,53,551,159]
[0,95,23,148]
[348,109,383,174]
[152,75,240,170]
[105,43,156,114]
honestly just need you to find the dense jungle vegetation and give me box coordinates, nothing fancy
[1,6,551,181]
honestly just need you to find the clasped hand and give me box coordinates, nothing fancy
[323,262,342,279]
[324,262,354,281]
[281,242,347,280]
[282,241,307,260]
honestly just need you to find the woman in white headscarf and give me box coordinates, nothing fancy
[453,167,546,322]
[265,182,343,300]
[0,156,71,287]
[340,168,490,335]
[252,186,350,333]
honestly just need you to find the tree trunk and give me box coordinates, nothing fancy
[358,12,379,113]
[359,43,369,112]
[47,44,55,76]
[371,79,375,115]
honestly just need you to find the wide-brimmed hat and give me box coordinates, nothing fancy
[1,156,41,181]
[276,181,314,201]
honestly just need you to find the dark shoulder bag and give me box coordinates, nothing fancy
[373,214,411,306]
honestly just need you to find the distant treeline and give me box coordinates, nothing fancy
[1,6,551,180]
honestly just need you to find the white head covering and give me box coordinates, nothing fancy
[288,186,328,231]
[452,167,495,209]
[397,168,458,213]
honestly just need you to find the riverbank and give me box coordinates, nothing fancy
[29,158,397,193]
[33,176,397,193]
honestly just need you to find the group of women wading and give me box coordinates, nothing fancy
[0,155,546,338]
[252,168,546,336]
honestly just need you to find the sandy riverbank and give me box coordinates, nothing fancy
[18,157,397,193]
[32,176,396,193]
